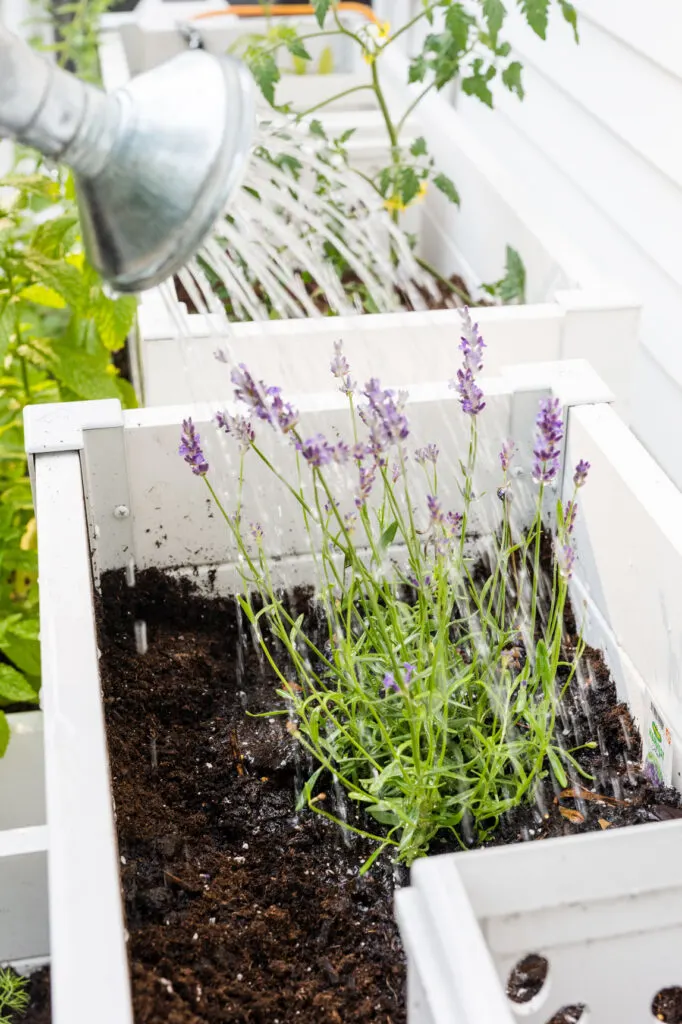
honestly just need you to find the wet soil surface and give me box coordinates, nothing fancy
[21,569,682,1023]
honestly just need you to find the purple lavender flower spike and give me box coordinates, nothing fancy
[450,368,486,416]
[415,443,439,465]
[231,364,273,422]
[499,439,516,473]
[334,441,351,464]
[352,442,367,463]
[344,511,358,533]
[573,459,591,488]
[355,462,377,509]
[330,339,350,379]
[427,495,444,524]
[403,663,415,685]
[459,307,486,374]
[392,462,401,483]
[532,397,564,483]
[556,541,575,580]
[215,410,255,453]
[179,418,209,476]
[360,379,410,453]
[446,510,463,537]
[250,522,263,543]
[295,434,335,467]
[382,672,400,694]
[269,391,299,433]
[564,500,578,535]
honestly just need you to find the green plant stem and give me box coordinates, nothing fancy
[296,83,373,120]
[381,4,434,52]
[397,82,436,134]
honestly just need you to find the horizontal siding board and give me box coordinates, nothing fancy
[500,7,682,191]
[576,0,682,80]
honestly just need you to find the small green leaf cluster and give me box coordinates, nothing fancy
[0,161,137,748]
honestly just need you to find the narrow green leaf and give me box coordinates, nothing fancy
[312,0,331,28]
[379,521,399,554]
[558,0,579,42]
[535,639,552,687]
[547,746,568,788]
[433,173,461,206]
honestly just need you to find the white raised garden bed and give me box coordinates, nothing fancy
[97,5,640,420]
[26,353,682,1023]
[0,711,48,969]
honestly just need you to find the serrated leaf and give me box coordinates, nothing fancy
[461,59,497,108]
[248,51,280,107]
[0,712,8,758]
[445,3,474,50]
[0,664,38,706]
[0,617,40,678]
[502,60,524,100]
[410,136,428,158]
[497,246,527,303]
[49,342,120,401]
[408,54,428,84]
[483,0,506,40]
[309,119,327,140]
[518,0,550,39]
[558,0,579,43]
[433,172,460,205]
[20,284,67,309]
[23,253,86,311]
[318,45,334,75]
[399,167,421,207]
[285,36,312,61]
[92,294,137,351]
[312,0,331,28]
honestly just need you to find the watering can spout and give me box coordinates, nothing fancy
[0,25,255,292]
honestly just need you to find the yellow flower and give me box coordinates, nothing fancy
[416,180,429,203]
[378,20,391,39]
[383,193,406,213]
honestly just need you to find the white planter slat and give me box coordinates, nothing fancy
[26,355,679,1022]
[0,825,48,964]
[0,712,44,831]
[397,818,682,1024]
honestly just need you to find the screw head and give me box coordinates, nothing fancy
[113,505,130,519]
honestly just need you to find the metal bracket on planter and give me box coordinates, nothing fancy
[177,20,204,48]
[23,399,135,585]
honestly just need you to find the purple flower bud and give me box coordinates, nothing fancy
[215,410,255,453]
[355,462,377,509]
[449,368,485,416]
[382,672,400,694]
[250,522,263,543]
[499,439,515,473]
[359,378,410,453]
[344,511,358,533]
[334,441,351,464]
[573,459,590,488]
[415,443,439,465]
[392,462,401,483]
[532,397,564,483]
[295,434,335,467]
[564,500,578,535]
[231,364,299,433]
[497,485,512,503]
[445,510,462,537]
[330,339,350,379]
[403,663,414,685]
[427,495,443,524]
[556,541,575,580]
[179,418,209,476]
[352,442,367,463]
[459,307,486,374]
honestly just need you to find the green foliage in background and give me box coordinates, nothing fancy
[0,2,136,744]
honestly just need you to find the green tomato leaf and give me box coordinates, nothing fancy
[408,54,428,84]
[433,172,461,206]
[502,60,524,100]
[309,119,328,140]
[285,36,312,61]
[248,51,280,106]
[0,664,39,706]
[519,0,550,39]
[399,167,421,207]
[497,246,527,303]
[461,59,497,108]
[312,0,331,28]
[558,0,579,43]
[483,0,506,40]
[410,136,428,158]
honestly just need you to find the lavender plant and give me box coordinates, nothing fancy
[179,312,592,868]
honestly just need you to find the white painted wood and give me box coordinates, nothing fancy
[401,819,682,1024]
[0,713,45,830]
[450,1,682,487]
[0,826,48,963]
[36,451,132,1024]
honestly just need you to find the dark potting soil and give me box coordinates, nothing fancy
[24,568,682,1024]
[174,270,479,319]
[20,967,51,1024]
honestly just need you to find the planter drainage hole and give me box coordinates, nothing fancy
[652,987,682,1023]
[506,954,550,1013]
[546,1005,588,1024]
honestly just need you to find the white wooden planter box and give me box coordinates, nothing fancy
[0,711,49,969]
[26,352,682,1023]
[97,11,640,420]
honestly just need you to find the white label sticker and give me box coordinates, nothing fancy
[643,699,673,787]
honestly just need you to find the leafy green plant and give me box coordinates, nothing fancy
[0,164,136,741]
[232,0,575,311]
[179,309,592,868]
[0,966,29,1023]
